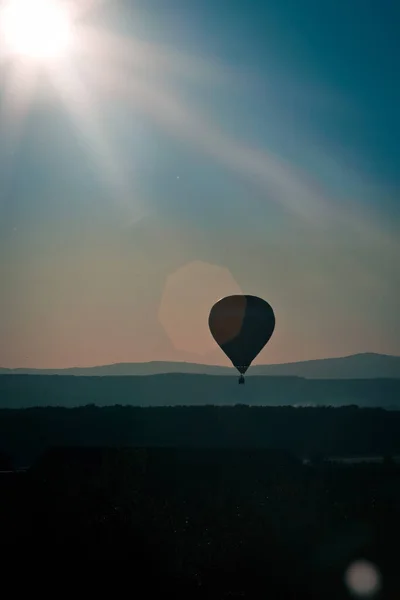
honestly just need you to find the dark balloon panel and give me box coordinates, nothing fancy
[208,295,275,375]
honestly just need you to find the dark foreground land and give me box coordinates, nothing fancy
[1,446,400,599]
[2,405,400,467]
[2,406,400,597]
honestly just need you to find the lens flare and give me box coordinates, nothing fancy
[345,560,381,597]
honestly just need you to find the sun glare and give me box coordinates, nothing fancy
[0,0,73,61]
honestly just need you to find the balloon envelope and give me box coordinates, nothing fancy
[208,295,275,374]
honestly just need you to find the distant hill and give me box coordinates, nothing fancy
[0,373,399,409]
[252,353,400,379]
[0,353,399,379]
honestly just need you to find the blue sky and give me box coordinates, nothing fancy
[0,0,398,368]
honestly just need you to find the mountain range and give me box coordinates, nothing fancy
[0,352,399,379]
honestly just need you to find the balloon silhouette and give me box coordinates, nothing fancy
[208,295,275,384]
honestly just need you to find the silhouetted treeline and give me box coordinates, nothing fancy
[2,405,400,467]
[0,374,399,409]
[1,446,400,598]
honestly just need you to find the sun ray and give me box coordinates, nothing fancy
[88,59,400,250]
[49,61,147,225]
[79,26,230,86]
[66,0,108,21]
[0,62,37,192]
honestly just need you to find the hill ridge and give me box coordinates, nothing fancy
[0,352,399,379]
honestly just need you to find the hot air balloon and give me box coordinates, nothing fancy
[208,295,275,384]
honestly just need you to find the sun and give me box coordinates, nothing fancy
[0,0,74,61]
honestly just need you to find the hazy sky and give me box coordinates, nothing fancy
[0,0,399,368]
